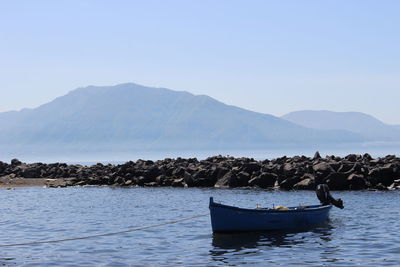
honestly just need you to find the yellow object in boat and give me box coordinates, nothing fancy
[275,206,289,210]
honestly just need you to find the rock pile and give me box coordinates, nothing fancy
[1,153,399,190]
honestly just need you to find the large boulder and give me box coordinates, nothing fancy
[345,154,359,163]
[113,176,125,185]
[313,162,335,184]
[240,162,261,174]
[20,165,42,178]
[362,153,373,161]
[313,151,321,160]
[282,163,296,176]
[237,171,251,186]
[0,161,9,176]
[215,171,239,188]
[313,162,334,175]
[248,172,277,188]
[141,166,160,181]
[369,158,382,166]
[348,163,364,175]
[293,174,315,190]
[193,169,217,187]
[368,166,397,186]
[183,171,196,187]
[325,172,349,190]
[293,178,315,190]
[347,174,367,190]
[172,166,186,178]
[156,174,167,185]
[11,158,22,166]
[337,162,354,173]
[137,175,154,186]
[279,175,301,190]
[329,162,342,172]
[213,166,229,180]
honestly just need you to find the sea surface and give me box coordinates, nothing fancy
[0,187,399,266]
[5,143,400,164]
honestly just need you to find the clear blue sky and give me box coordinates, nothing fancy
[1,0,399,124]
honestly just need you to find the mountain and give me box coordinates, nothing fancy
[282,110,400,141]
[0,83,363,154]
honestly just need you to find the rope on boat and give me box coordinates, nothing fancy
[0,213,209,247]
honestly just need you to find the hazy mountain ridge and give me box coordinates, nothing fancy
[282,110,400,141]
[0,83,363,154]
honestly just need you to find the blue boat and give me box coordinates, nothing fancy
[209,197,332,232]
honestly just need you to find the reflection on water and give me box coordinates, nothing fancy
[210,225,334,263]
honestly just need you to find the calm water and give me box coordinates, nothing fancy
[0,187,399,266]
[6,143,400,164]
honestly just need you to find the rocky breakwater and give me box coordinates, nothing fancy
[0,153,400,190]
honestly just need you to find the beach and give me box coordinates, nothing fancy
[0,176,69,188]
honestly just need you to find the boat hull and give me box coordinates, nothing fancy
[209,197,332,232]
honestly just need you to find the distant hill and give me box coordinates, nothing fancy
[282,110,400,141]
[0,83,363,154]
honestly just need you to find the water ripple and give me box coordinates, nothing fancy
[0,187,399,266]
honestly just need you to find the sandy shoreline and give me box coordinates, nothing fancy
[0,177,69,188]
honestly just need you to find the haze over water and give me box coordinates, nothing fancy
[2,1,400,125]
[3,144,398,165]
